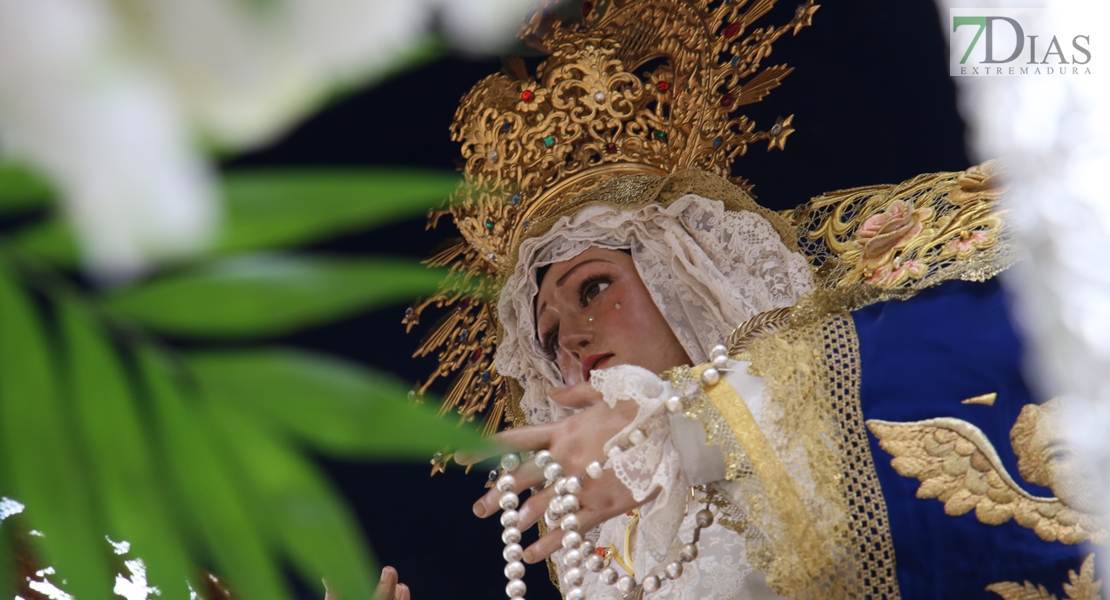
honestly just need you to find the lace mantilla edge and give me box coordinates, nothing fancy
[670,313,900,599]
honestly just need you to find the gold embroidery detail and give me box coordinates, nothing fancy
[788,159,1016,294]
[725,306,793,355]
[867,407,1107,545]
[962,393,998,406]
[671,312,901,599]
[986,553,1103,600]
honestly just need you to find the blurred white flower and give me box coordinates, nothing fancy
[0,0,542,280]
[935,0,1110,569]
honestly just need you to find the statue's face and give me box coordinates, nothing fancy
[1016,400,1098,512]
[534,246,691,386]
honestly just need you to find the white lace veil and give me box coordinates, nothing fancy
[494,192,814,427]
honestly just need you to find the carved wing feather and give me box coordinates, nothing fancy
[867,418,1102,545]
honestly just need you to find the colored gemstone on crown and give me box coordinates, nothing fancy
[481,371,490,382]
[713,136,723,148]
[771,123,783,136]
[720,92,734,107]
[543,135,555,147]
[485,219,493,229]
[471,348,483,363]
[723,22,740,38]
[654,130,667,140]
[521,89,534,102]
[605,142,618,154]
[657,81,670,92]
[512,194,521,205]
[458,298,471,311]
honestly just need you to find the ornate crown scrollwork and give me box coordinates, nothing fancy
[405,0,817,439]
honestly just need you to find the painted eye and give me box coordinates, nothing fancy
[582,280,610,304]
[541,330,559,359]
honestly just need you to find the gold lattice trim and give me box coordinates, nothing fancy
[664,310,899,598]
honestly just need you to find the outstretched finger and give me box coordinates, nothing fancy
[323,578,341,600]
[548,383,604,409]
[523,505,605,564]
[373,567,398,600]
[455,423,556,466]
[473,460,544,518]
[395,584,411,600]
[517,482,558,531]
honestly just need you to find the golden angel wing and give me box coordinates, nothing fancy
[867,417,1103,545]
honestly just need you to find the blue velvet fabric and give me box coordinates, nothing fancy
[852,279,1089,599]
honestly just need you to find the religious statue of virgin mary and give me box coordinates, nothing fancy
[401,1,1105,598]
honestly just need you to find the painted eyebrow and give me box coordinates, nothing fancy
[535,258,616,330]
[556,258,613,287]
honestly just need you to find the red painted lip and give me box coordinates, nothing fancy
[582,353,614,382]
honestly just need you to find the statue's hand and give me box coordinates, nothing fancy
[464,382,655,564]
[324,568,410,600]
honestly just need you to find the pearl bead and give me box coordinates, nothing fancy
[565,476,583,495]
[565,567,584,586]
[554,477,568,495]
[594,91,606,103]
[547,503,564,522]
[606,445,621,459]
[601,567,619,585]
[629,428,647,445]
[505,579,526,598]
[550,495,564,513]
[563,549,582,567]
[500,509,520,528]
[503,543,524,562]
[561,494,580,513]
[643,575,661,593]
[502,527,521,545]
[581,540,595,555]
[665,395,683,414]
[665,561,684,579]
[544,462,564,481]
[562,531,583,550]
[544,512,558,529]
[561,513,580,531]
[586,554,605,572]
[566,588,585,600]
[535,450,553,467]
[586,461,604,479]
[696,508,715,528]
[497,474,516,492]
[500,453,521,472]
[499,492,519,510]
[504,561,525,580]
[679,543,698,562]
[712,353,729,369]
[710,344,728,359]
[617,575,635,594]
[700,367,720,386]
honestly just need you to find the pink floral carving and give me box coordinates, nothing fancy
[854,199,933,273]
[866,258,926,286]
[944,229,990,258]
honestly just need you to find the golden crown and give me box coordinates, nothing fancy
[405,0,817,453]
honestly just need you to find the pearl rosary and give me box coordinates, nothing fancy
[495,450,715,599]
[493,343,731,598]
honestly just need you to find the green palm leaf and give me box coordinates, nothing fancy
[0,263,112,600]
[103,254,443,338]
[58,296,195,598]
[140,346,292,600]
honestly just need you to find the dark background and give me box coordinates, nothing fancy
[225,0,970,598]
